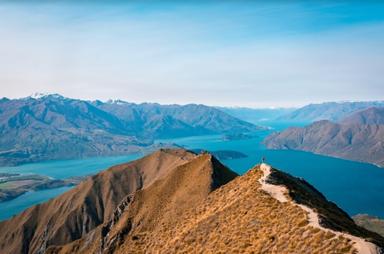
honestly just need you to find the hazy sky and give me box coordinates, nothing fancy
[0,1,383,107]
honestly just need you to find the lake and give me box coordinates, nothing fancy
[0,129,383,221]
[0,154,141,220]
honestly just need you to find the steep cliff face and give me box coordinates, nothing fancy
[1,149,383,254]
[264,108,384,167]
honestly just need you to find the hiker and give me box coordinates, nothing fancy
[261,156,266,164]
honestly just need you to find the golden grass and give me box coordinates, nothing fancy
[114,166,356,254]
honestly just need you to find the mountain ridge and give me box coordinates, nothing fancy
[0,149,203,254]
[0,94,259,166]
[264,107,384,167]
[0,149,382,254]
[278,101,384,122]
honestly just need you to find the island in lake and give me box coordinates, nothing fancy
[192,149,248,160]
[221,133,256,141]
[354,214,384,237]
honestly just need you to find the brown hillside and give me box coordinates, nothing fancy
[47,156,383,254]
[0,149,199,254]
[1,149,383,254]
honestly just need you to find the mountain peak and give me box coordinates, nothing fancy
[105,99,129,105]
[0,149,237,254]
[28,92,65,100]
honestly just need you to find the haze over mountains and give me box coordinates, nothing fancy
[264,107,384,167]
[0,94,258,166]
[0,149,382,254]
[278,101,384,123]
[216,107,295,124]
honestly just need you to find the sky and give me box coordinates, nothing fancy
[0,1,383,107]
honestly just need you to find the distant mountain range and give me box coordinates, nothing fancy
[0,94,259,166]
[341,107,384,126]
[0,149,382,253]
[95,100,258,138]
[264,107,384,167]
[278,101,384,122]
[217,107,295,124]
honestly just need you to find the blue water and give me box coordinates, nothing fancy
[0,154,141,179]
[0,132,383,221]
[0,187,73,220]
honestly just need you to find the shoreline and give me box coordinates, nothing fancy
[264,146,384,169]
[0,175,85,203]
